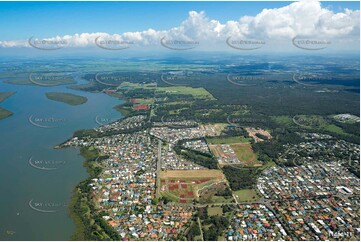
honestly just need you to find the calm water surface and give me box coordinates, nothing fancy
[0,75,123,240]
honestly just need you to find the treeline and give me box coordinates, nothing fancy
[187,222,202,240]
[222,166,261,190]
[115,102,151,118]
[347,166,360,178]
[174,139,218,169]
[203,215,229,241]
[334,121,360,137]
[252,141,284,163]
[215,187,233,197]
[252,128,304,164]
[202,75,360,116]
[224,127,248,137]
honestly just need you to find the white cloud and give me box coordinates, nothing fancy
[0,1,359,50]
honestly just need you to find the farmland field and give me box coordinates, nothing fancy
[273,114,350,136]
[206,136,249,144]
[156,86,215,100]
[159,170,227,203]
[160,170,225,179]
[118,82,215,100]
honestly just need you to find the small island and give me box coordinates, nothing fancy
[0,92,15,120]
[45,92,88,106]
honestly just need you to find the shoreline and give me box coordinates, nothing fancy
[0,91,16,120]
[60,105,127,240]
[67,146,93,241]
[64,146,120,240]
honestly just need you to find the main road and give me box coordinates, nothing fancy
[156,139,162,198]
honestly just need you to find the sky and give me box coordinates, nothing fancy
[0,1,359,54]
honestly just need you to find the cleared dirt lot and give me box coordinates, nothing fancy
[159,170,227,203]
[245,127,272,142]
[160,169,225,179]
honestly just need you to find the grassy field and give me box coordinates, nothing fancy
[208,136,261,167]
[230,144,259,165]
[271,115,293,126]
[132,98,154,104]
[293,115,325,128]
[46,92,88,106]
[324,124,345,134]
[156,86,215,100]
[163,101,192,106]
[119,81,156,89]
[118,82,214,100]
[233,189,260,203]
[273,114,347,136]
[294,115,347,135]
[207,206,223,216]
[206,136,250,144]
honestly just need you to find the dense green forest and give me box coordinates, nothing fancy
[174,138,219,169]
[222,166,262,190]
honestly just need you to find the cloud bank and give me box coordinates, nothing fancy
[0,1,359,50]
